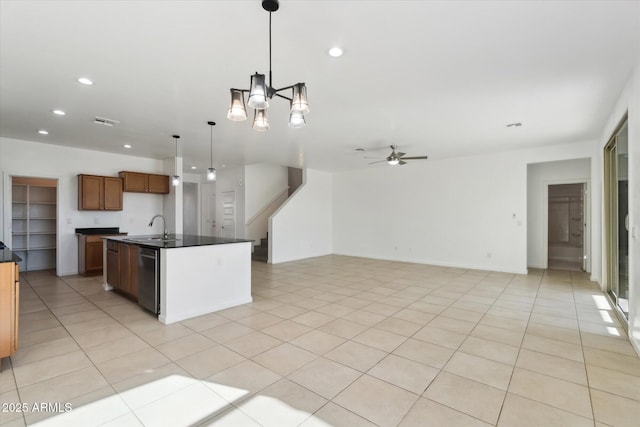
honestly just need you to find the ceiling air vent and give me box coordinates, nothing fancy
[93,116,120,127]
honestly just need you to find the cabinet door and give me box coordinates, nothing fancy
[86,239,103,274]
[118,243,131,294]
[0,263,18,358]
[106,247,120,288]
[128,245,140,299]
[148,174,170,194]
[120,172,148,193]
[104,177,123,211]
[78,175,104,210]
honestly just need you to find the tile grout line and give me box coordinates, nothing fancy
[486,270,542,426]
[18,272,145,426]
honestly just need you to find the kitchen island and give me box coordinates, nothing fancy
[102,234,252,324]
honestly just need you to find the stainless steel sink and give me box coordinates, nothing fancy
[124,237,181,243]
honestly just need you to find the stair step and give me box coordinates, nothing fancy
[252,253,268,262]
[254,246,268,256]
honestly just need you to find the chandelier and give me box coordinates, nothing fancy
[227,0,309,130]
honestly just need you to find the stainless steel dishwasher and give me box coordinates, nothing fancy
[138,247,159,314]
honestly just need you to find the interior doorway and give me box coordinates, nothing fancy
[547,183,586,271]
[201,182,216,237]
[10,176,58,272]
[182,182,198,235]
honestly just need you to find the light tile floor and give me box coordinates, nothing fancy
[1,256,639,426]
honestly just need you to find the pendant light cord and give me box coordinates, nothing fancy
[210,125,213,167]
[268,11,273,90]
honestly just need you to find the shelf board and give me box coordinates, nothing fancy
[30,217,56,220]
[29,247,57,251]
[30,201,56,205]
[29,231,56,235]
[12,232,27,236]
[12,201,27,204]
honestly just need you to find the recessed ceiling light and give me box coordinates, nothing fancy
[328,46,344,57]
[191,166,197,170]
[38,130,49,135]
[506,122,522,128]
[77,77,94,85]
[354,148,365,152]
[52,109,66,116]
[123,144,132,149]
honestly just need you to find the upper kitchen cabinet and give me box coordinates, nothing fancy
[78,174,123,211]
[119,171,169,194]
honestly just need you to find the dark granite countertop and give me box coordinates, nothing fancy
[103,234,252,249]
[76,227,122,235]
[0,242,22,263]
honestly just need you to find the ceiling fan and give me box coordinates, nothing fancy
[367,145,429,166]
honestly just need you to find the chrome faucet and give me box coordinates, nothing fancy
[148,214,169,240]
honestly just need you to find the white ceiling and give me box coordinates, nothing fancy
[1,0,639,173]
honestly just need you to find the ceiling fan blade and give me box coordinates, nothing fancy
[396,152,406,158]
[368,160,387,164]
[401,156,429,160]
[399,160,407,165]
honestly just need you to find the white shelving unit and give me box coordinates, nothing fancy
[11,177,57,271]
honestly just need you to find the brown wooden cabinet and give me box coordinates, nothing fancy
[78,175,123,210]
[79,234,126,276]
[106,240,120,288]
[119,171,169,194]
[118,243,139,299]
[106,240,139,301]
[0,262,19,360]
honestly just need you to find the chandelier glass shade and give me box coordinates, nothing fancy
[227,89,248,121]
[252,109,270,131]
[228,0,308,130]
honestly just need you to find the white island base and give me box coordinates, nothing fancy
[159,241,252,324]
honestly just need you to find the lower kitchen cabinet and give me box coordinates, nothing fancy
[106,241,139,301]
[119,243,139,299]
[0,262,19,360]
[78,233,127,276]
[106,240,120,289]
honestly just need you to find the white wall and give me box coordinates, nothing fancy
[244,164,288,221]
[244,163,288,244]
[333,141,595,275]
[527,158,591,269]
[599,61,640,355]
[270,169,333,263]
[1,137,166,275]
[333,151,527,273]
[162,157,183,235]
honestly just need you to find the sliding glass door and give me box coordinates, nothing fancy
[604,117,629,318]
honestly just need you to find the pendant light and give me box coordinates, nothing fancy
[206,121,216,181]
[171,135,180,186]
[227,0,309,130]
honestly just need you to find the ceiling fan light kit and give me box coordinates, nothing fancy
[368,145,429,166]
[227,0,309,130]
